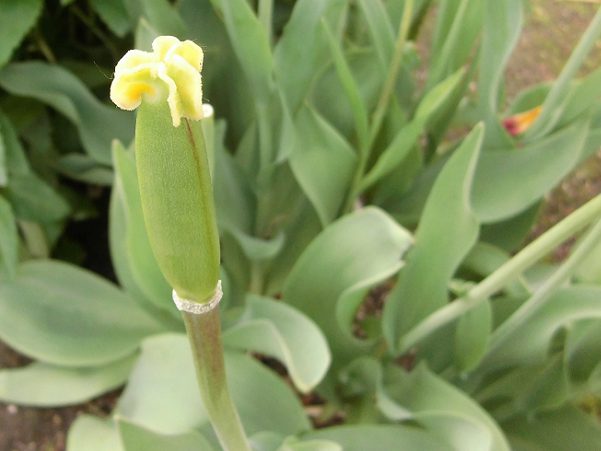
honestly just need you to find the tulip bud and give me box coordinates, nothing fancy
[110,36,220,304]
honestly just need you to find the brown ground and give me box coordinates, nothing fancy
[2,1,601,449]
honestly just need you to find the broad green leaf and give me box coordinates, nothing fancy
[0,62,134,165]
[0,109,30,175]
[565,319,601,382]
[124,0,187,37]
[55,153,114,186]
[480,203,542,253]
[383,125,483,350]
[479,0,524,147]
[0,196,18,279]
[116,334,208,434]
[427,0,482,88]
[356,0,394,71]
[0,0,43,67]
[384,365,511,451]
[223,295,331,392]
[0,355,135,407]
[4,171,70,222]
[226,351,311,436]
[415,67,466,122]
[322,20,369,148]
[305,425,453,451]
[214,138,256,233]
[278,437,341,451]
[118,419,216,451]
[289,106,357,226]
[274,0,347,112]
[0,260,163,366]
[210,0,273,103]
[526,8,601,139]
[455,299,492,373]
[361,69,466,191]
[473,121,589,223]
[90,0,131,37]
[284,207,412,367]
[484,286,601,371]
[557,67,601,129]
[112,142,173,314]
[67,416,123,451]
[117,334,310,436]
[359,120,422,192]
[227,229,285,262]
[504,406,601,451]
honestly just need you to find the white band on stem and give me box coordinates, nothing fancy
[172,280,223,314]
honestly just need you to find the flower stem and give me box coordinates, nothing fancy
[397,193,601,354]
[182,308,251,451]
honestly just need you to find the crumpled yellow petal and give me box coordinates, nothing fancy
[110,36,204,127]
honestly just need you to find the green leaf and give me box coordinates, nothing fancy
[67,416,123,451]
[305,425,454,451]
[227,229,285,262]
[565,319,601,383]
[116,334,209,434]
[211,0,273,103]
[383,124,483,350]
[384,365,511,451]
[0,0,43,68]
[454,299,492,373]
[356,0,394,71]
[526,8,601,139]
[112,142,173,314]
[0,355,135,407]
[484,286,601,371]
[322,20,369,148]
[284,207,412,367]
[4,171,70,222]
[415,67,466,122]
[125,0,187,37]
[0,260,163,366]
[504,407,601,451]
[226,351,311,436]
[118,419,216,451]
[90,0,132,36]
[473,121,589,223]
[427,0,482,87]
[274,0,347,112]
[0,196,18,279]
[278,437,341,451]
[0,62,134,165]
[117,334,310,436]
[55,153,114,186]
[223,295,331,392]
[289,106,357,226]
[359,120,422,192]
[479,0,524,147]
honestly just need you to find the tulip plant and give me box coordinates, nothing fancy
[1,1,601,450]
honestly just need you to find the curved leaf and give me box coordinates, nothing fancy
[305,425,454,451]
[0,0,43,67]
[223,295,331,392]
[484,286,601,370]
[0,195,18,279]
[473,121,589,223]
[117,419,216,451]
[289,107,357,226]
[0,355,135,407]
[117,334,310,436]
[0,62,134,164]
[284,207,412,367]
[0,260,163,366]
[67,416,122,451]
[383,125,483,350]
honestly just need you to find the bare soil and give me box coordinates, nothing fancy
[2,1,601,449]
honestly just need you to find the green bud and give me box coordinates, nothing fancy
[111,36,220,303]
